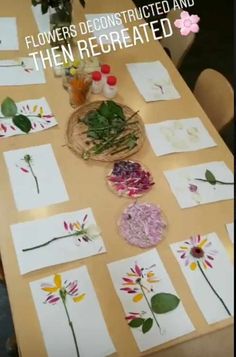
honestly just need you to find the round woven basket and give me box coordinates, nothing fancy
[66,101,145,162]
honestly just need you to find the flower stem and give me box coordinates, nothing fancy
[138,282,161,333]
[197,261,231,316]
[0,115,40,119]
[194,178,234,185]
[61,297,80,357]
[0,64,23,68]
[27,160,40,194]
[22,232,79,252]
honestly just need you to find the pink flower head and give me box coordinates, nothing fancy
[174,11,200,36]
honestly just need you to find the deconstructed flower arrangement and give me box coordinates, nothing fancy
[194,169,234,186]
[107,160,155,198]
[18,154,40,194]
[177,234,231,316]
[121,263,180,334]
[118,202,167,248]
[22,214,101,252]
[0,60,33,72]
[80,101,141,160]
[0,97,54,134]
[41,273,85,357]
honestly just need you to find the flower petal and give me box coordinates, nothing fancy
[190,15,200,24]
[181,27,191,36]
[181,11,190,19]
[174,19,182,28]
[190,262,197,271]
[41,286,58,293]
[54,274,62,289]
[135,264,142,277]
[73,293,86,303]
[133,293,143,303]
[190,24,199,33]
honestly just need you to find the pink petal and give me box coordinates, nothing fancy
[64,221,68,231]
[190,24,200,33]
[122,277,134,283]
[20,167,29,173]
[190,15,200,24]
[174,19,182,28]
[135,264,142,277]
[181,11,190,19]
[181,27,191,36]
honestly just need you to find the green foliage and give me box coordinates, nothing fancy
[13,115,32,134]
[128,318,144,328]
[151,293,180,314]
[1,97,17,117]
[205,169,217,185]
[142,318,153,334]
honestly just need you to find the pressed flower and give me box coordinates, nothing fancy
[174,11,200,36]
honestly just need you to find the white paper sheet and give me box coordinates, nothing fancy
[11,208,106,275]
[126,61,180,102]
[170,233,234,324]
[0,57,45,86]
[108,249,195,352]
[0,18,19,51]
[226,223,234,243]
[85,13,131,44]
[164,161,234,208]
[30,266,116,357]
[4,144,69,211]
[31,5,50,33]
[0,97,57,138]
[145,118,217,156]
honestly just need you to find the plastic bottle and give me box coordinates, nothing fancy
[101,64,111,85]
[103,76,118,99]
[91,71,103,94]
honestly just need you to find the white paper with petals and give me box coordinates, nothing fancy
[126,61,180,102]
[145,118,216,156]
[31,5,50,33]
[170,233,234,324]
[164,161,234,208]
[0,97,57,138]
[108,249,195,352]
[30,266,116,357]
[3,144,69,211]
[226,223,234,243]
[0,57,45,86]
[0,18,19,50]
[11,208,106,275]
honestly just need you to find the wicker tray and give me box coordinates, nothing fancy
[66,101,145,162]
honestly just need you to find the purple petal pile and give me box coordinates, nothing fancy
[107,160,154,198]
[118,202,167,248]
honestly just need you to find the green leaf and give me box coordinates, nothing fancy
[1,97,17,117]
[98,101,125,120]
[12,115,32,134]
[205,169,217,185]
[151,293,180,314]
[41,0,49,14]
[128,318,144,328]
[142,318,153,334]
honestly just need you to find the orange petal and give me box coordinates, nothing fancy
[73,293,86,303]
[54,274,62,289]
[147,272,155,278]
[190,262,197,271]
[133,293,143,303]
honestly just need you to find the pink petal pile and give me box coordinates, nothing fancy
[118,202,167,248]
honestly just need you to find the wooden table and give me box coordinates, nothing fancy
[0,1,233,356]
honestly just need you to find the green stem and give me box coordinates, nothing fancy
[197,261,231,316]
[28,161,40,194]
[61,297,80,357]
[195,178,234,185]
[0,64,23,68]
[22,231,86,252]
[138,282,161,333]
[82,121,139,134]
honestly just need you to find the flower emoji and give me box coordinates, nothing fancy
[177,234,217,271]
[174,11,200,36]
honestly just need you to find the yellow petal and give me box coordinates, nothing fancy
[41,286,58,293]
[73,293,86,303]
[133,293,143,303]
[33,105,38,113]
[39,107,44,116]
[127,273,137,277]
[74,223,81,230]
[147,279,160,284]
[54,274,62,289]
[190,262,197,271]
[180,246,188,250]
[147,272,155,278]
[198,238,207,249]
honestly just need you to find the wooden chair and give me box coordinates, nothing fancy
[194,69,234,131]
[160,9,195,68]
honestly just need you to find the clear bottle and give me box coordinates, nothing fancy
[103,76,118,99]
[91,71,103,94]
[101,64,111,85]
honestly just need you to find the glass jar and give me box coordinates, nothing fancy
[68,73,92,108]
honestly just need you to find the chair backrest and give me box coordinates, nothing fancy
[194,69,234,131]
[160,9,195,67]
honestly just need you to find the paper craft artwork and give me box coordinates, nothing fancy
[0,18,19,50]
[0,57,45,86]
[85,13,131,44]
[4,144,69,211]
[164,161,234,208]
[170,232,234,324]
[108,249,194,352]
[30,266,116,357]
[145,118,216,156]
[226,223,234,243]
[0,97,57,138]
[31,5,50,33]
[11,208,106,274]
[126,61,180,102]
